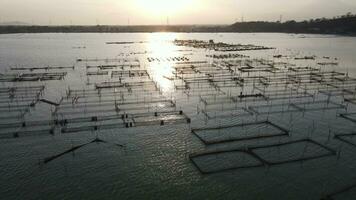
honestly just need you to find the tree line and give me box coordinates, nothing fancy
[0,13,355,35]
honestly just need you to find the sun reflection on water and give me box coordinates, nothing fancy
[145,33,181,93]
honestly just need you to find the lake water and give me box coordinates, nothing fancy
[1,33,356,200]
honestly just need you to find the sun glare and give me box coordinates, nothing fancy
[135,0,193,16]
[145,33,180,93]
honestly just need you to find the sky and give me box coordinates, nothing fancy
[0,0,356,25]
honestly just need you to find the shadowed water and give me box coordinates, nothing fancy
[1,33,356,200]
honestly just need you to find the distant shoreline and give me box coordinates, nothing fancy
[0,26,354,36]
[0,15,355,35]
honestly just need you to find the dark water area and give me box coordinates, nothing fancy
[1,33,356,199]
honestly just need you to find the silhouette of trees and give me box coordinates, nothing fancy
[229,13,356,34]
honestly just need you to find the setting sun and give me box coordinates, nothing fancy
[134,0,194,17]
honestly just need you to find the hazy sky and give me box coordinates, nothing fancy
[1,0,356,25]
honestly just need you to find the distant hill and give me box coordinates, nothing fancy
[228,14,356,35]
[0,14,355,35]
[0,21,31,26]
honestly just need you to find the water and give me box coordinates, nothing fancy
[0,33,356,200]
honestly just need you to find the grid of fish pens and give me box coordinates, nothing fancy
[52,59,191,134]
[3,38,356,200]
[166,40,355,175]
[0,86,45,134]
[0,65,77,138]
[0,56,193,138]
[0,87,58,139]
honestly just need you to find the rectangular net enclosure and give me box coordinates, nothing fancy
[201,106,253,119]
[10,66,74,71]
[200,95,235,106]
[248,103,302,115]
[192,120,289,145]
[127,111,191,127]
[189,149,265,174]
[183,88,225,97]
[86,71,109,76]
[189,139,336,174]
[58,109,191,134]
[110,70,150,78]
[339,113,356,123]
[263,90,314,101]
[0,121,55,139]
[86,63,141,70]
[319,88,355,97]
[291,100,346,112]
[322,182,356,200]
[248,100,345,116]
[334,132,356,147]
[147,56,189,62]
[0,72,67,82]
[344,97,356,105]
[250,139,336,165]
